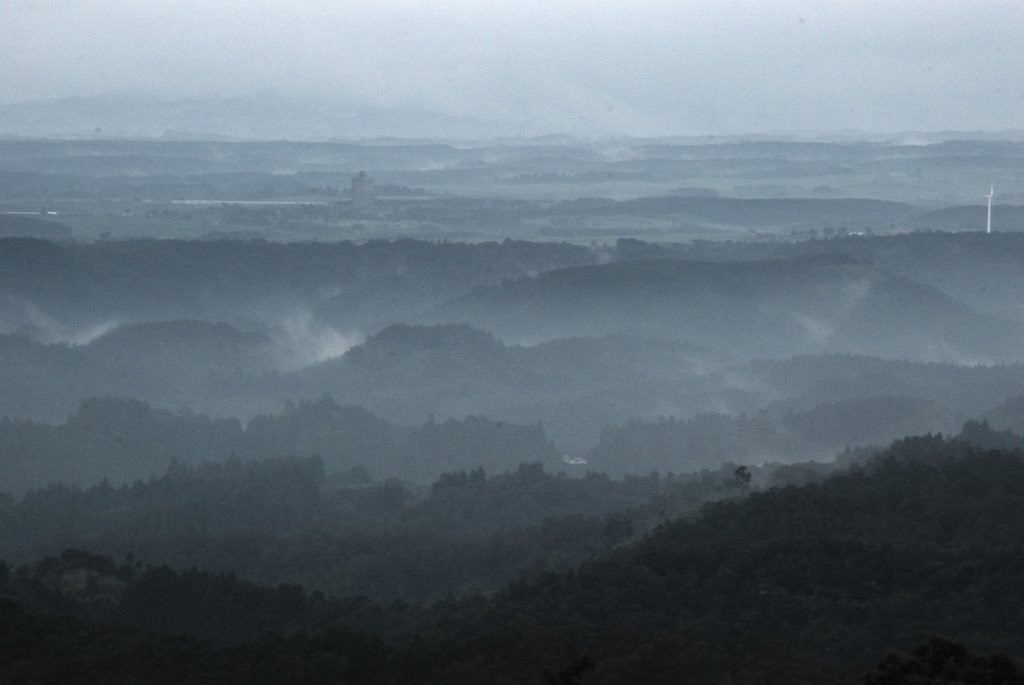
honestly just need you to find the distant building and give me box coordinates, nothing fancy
[350,171,374,212]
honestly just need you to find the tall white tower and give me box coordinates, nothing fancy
[985,183,994,234]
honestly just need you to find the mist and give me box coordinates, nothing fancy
[7,3,1024,683]
[273,310,363,370]
[3,1,1024,137]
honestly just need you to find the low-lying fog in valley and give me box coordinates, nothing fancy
[6,2,1024,677]
[4,140,1024,490]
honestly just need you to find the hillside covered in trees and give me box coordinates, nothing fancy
[4,427,1024,683]
[0,395,559,492]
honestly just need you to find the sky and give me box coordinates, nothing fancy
[2,0,1023,136]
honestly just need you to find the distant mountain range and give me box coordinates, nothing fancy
[4,95,1024,143]
[0,94,525,141]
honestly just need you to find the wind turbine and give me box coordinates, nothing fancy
[985,183,994,234]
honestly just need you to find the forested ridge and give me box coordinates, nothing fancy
[0,237,594,332]
[0,447,764,600]
[4,426,1024,683]
[438,254,1024,361]
[0,395,560,492]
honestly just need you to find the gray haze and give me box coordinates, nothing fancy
[3,0,1024,137]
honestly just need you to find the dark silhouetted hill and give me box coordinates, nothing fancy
[437,255,1024,361]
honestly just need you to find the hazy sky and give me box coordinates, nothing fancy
[2,0,1023,135]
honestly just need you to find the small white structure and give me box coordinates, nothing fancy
[985,183,994,234]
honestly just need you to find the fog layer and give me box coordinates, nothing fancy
[3,1,1023,136]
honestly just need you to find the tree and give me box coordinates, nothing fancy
[733,465,751,492]
[865,636,1024,684]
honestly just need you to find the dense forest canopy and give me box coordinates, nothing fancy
[4,428,1024,683]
